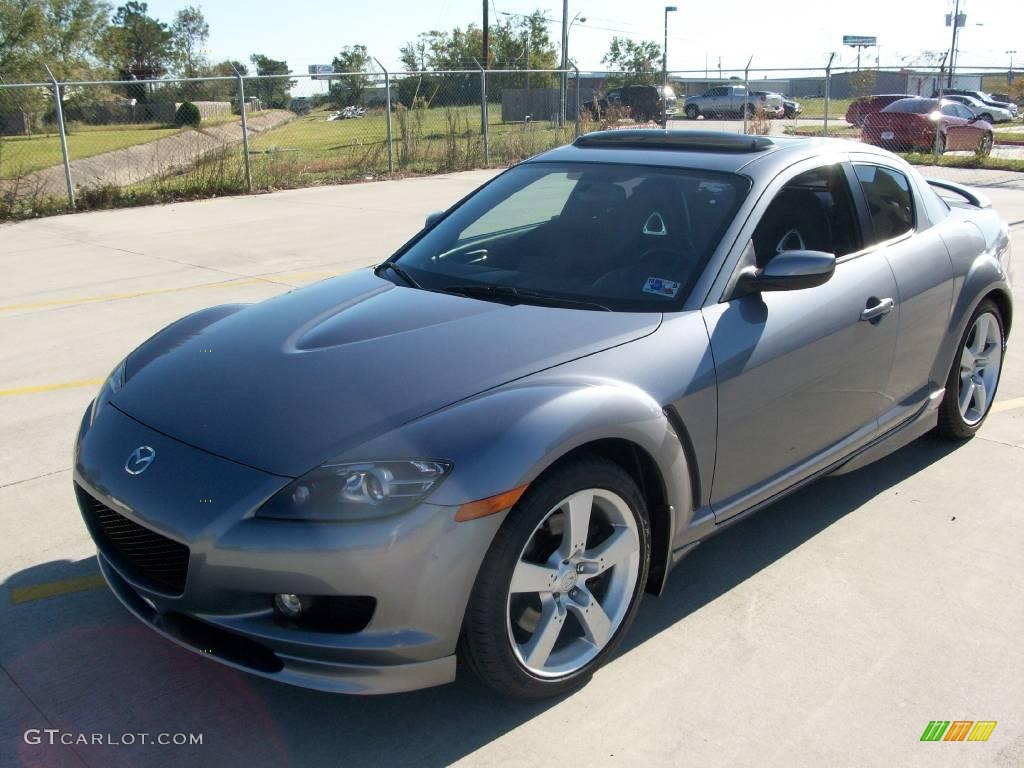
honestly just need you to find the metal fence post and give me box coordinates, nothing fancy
[44,65,74,209]
[823,52,835,135]
[474,60,489,166]
[572,64,581,137]
[742,56,752,134]
[935,52,949,160]
[231,65,253,193]
[373,58,394,175]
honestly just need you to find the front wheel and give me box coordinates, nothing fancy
[459,456,650,698]
[685,104,699,119]
[977,132,994,156]
[936,299,1005,439]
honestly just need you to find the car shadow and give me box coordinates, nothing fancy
[0,435,964,768]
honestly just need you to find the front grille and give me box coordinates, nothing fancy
[77,485,190,595]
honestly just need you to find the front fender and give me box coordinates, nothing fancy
[343,374,693,521]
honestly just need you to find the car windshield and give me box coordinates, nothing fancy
[884,99,936,114]
[391,162,750,311]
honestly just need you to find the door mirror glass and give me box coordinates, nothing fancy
[737,250,836,293]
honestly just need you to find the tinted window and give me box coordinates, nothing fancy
[752,164,861,267]
[394,162,750,311]
[884,98,936,114]
[854,165,915,243]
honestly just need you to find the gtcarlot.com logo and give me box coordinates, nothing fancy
[921,720,997,742]
[24,729,203,746]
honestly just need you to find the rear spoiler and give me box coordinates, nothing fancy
[925,178,991,209]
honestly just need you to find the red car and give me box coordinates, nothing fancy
[861,98,994,155]
[845,94,911,126]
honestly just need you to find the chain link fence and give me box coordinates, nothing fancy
[2,62,1021,220]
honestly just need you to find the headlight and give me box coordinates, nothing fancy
[89,360,126,425]
[257,459,452,521]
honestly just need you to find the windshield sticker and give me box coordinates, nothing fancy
[642,277,680,298]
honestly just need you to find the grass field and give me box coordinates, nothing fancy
[1,125,184,176]
[792,97,853,120]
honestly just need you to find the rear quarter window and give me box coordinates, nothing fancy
[854,165,915,244]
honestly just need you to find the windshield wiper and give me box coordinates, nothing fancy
[377,261,420,288]
[441,283,611,312]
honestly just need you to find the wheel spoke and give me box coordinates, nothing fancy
[522,595,566,668]
[582,527,634,577]
[960,345,975,372]
[973,379,988,415]
[560,491,594,558]
[510,560,559,594]
[568,587,613,648]
[970,316,989,355]
[959,380,976,414]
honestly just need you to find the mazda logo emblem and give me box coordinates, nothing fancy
[124,446,156,475]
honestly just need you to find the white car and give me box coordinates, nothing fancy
[943,94,1014,124]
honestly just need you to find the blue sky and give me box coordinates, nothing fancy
[143,0,1021,94]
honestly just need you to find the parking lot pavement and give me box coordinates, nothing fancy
[1,170,1022,768]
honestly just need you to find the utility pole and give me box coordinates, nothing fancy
[1008,50,1017,84]
[946,0,961,87]
[560,0,569,126]
[482,0,489,69]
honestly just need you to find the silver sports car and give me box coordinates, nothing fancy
[75,130,1013,698]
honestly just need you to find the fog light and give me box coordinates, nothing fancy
[274,593,308,618]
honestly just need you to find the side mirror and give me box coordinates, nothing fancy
[735,250,836,294]
[424,211,445,229]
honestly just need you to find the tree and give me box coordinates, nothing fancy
[398,25,483,106]
[0,0,46,82]
[99,1,173,100]
[171,5,208,82]
[41,0,112,80]
[330,44,372,108]
[194,58,246,104]
[602,37,662,86]
[249,53,294,108]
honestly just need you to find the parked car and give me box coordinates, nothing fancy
[586,84,676,122]
[750,90,801,118]
[942,94,1014,123]
[933,89,1018,118]
[684,85,784,119]
[845,94,913,126]
[862,97,994,155]
[76,129,1012,699]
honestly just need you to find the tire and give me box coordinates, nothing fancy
[936,299,1005,439]
[934,131,947,154]
[743,103,756,118]
[685,104,699,119]
[459,455,651,699]
[977,132,994,157]
[980,113,993,124]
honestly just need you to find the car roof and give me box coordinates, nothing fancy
[528,129,894,175]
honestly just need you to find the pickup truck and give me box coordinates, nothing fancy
[683,85,784,119]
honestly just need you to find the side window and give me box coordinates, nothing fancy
[854,165,915,244]
[941,103,959,117]
[956,104,974,120]
[750,164,861,268]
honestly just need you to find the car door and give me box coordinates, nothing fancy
[702,161,900,520]
[940,104,973,150]
[850,161,954,430]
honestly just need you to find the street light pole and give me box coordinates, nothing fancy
[662,6,677,92]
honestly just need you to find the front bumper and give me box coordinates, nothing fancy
[74,405,505,694]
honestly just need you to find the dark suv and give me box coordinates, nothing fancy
[585,85,676,123]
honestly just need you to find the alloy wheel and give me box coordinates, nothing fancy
[505,488,640,678]
[958,311,1003,426]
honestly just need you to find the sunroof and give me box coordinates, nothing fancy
[573,130,775,153]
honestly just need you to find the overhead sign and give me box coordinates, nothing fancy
[843,35,877,47]
[308,64,334,80]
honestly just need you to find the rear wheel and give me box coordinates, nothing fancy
[980,113,993,124]
[460,456,650,699]
[743,102,756,118]
[685,104,699,119]
[937,300,1005,439]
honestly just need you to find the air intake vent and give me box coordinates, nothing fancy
[77,485,190,595]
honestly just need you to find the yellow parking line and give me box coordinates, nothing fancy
[0,270,337,313]
[992,396,1024,414]
[10,574,106,605]
[0,377,104,397]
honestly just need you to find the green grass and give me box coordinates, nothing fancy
[791,97,853,120]
[902,152,1024,173]
[1,125,184,176]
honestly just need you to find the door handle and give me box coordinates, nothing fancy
[860,297,894,322]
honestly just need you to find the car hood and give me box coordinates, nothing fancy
[113,269,661,477]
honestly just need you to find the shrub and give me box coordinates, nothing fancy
[175,101,202,127]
